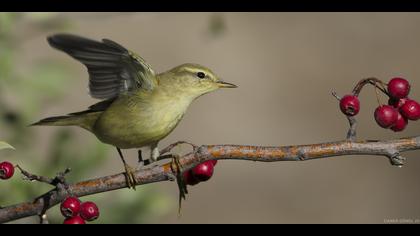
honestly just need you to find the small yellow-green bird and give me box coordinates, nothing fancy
[32,34,237,188]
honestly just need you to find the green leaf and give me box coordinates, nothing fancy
[0,141,15,150]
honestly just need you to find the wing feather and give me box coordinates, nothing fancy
[47,33,157,100]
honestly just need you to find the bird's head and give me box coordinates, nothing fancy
[163,63,237,99]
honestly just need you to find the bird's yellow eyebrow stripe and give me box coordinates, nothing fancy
[182,67,200,73]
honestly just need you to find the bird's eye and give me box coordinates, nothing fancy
[196,72,206,79]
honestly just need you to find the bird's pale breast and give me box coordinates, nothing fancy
[92,91,191,149]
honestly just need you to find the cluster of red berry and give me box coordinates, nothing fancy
[60,196,99,224]
[0,161,14,180]
[340,77,420,132]
[183,160,217,186]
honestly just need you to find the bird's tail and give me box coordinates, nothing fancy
[31,113,100,131]
[31,115,78,126]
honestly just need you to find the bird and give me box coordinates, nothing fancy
[31,33,237,189]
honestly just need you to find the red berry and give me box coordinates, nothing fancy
[191,161,214,182]
[183,170,200,186]
[388,97,409,109]
[374,105,398,128]
[210,159,218,166]
[400,99,420,121]
[0,162,14,180]
[63,215,86,224]
[80,201,99,221]
[388,77,410,99]
[391,112,408,132]
[339,95,360,116]
[60,197,81,218]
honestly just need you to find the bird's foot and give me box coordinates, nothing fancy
[168,154,188,216]
[123,163,137,190]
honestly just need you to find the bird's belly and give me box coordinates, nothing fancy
[93,101,185,149]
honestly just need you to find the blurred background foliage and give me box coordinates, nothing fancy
[0,12,226,224]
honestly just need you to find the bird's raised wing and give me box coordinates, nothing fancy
[47,34,157,99]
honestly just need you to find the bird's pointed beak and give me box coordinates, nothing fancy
[217,81,238,88]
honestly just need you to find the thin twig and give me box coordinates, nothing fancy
[346,116,357,141]
[16,165,54,185]
[17,165,71,188]
[160,141,197,155]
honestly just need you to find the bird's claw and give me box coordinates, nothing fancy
[123,164,137,190]
[169,154,188,215]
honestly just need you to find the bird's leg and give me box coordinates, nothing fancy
[137,149,143,163]
[116,148,137,190]
[136,150,150,170]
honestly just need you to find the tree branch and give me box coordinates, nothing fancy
[1,136,419,223]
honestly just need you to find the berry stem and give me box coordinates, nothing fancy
[373,82,383,106]
[331,91,341,101]
[352,77,389,97]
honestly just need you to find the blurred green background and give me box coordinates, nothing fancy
[1,12,420,224]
